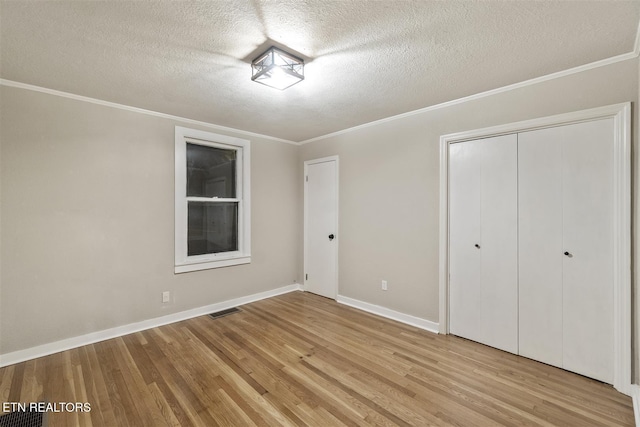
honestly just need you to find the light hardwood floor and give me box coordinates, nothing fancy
[0,291,634,426]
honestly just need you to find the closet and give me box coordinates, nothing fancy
[449,117,615,384]
[449,134,518,354]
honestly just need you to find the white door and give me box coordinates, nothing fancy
[518,129,564,367]
[449,134,518,353]
[561,119,614,383]
[449,139,483,344]
[304,157,338,299]
[518,119,614,383]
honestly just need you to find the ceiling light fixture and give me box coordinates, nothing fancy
[251,46,304,90]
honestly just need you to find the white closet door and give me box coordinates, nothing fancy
[561,119,614,384]
[518,129,563,367]
[480,135,518,353]
[449,134,518,353]
[449,140,483,344]
[518,119,614,383]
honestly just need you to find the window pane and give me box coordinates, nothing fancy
[187,202,238,256]
[187,143,236,198]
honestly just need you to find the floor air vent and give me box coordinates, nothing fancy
[0,409,44,427]
[208,307,240,319]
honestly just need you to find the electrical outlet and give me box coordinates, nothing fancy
[162,291,170,303]
[381,280,388,291]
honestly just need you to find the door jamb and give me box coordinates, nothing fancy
[304,155,340,299]
[439,103,631,394]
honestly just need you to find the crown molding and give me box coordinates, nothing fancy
[299,50,639,145]
[3,33,639,147]
[0,79,298,145]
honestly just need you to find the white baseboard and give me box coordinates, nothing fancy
[0,284,302,367]
[632,385,640,426]
[336,295,439,334]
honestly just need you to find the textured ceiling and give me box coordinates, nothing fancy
[1,1,639,142]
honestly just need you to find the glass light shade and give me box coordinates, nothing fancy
[251,47,304,90]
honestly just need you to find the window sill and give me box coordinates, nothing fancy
[174,255,251,273]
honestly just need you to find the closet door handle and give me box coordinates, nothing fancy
[564,251,572,257]
[474,244,480,249]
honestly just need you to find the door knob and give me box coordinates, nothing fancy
[328,234,335,241]
[564,251,572,257]
[474,244,480,249]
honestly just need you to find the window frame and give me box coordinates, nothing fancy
[175,126,251,273]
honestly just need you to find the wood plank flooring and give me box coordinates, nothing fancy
[0,291,634,426]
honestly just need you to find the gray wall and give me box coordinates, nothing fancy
[0,86,300,354]
[299,58,639,378]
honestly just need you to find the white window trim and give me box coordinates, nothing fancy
[175,126,251,273]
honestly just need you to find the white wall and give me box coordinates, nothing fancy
[0,86,300,355]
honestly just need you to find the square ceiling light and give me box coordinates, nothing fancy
[251,47,304,90]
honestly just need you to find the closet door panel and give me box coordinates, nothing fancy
[480,134,518,353]
[449,140,482,343]
[561,119,614,384]
[518,129,563,367]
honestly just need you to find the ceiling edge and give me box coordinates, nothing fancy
[299,49,640,145]
[3,26,639,147]
[0,79,298,145]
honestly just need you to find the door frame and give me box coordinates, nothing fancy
[304,155,340,299]
[439,103,631,394]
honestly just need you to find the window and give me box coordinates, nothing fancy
[175,126,250,273]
